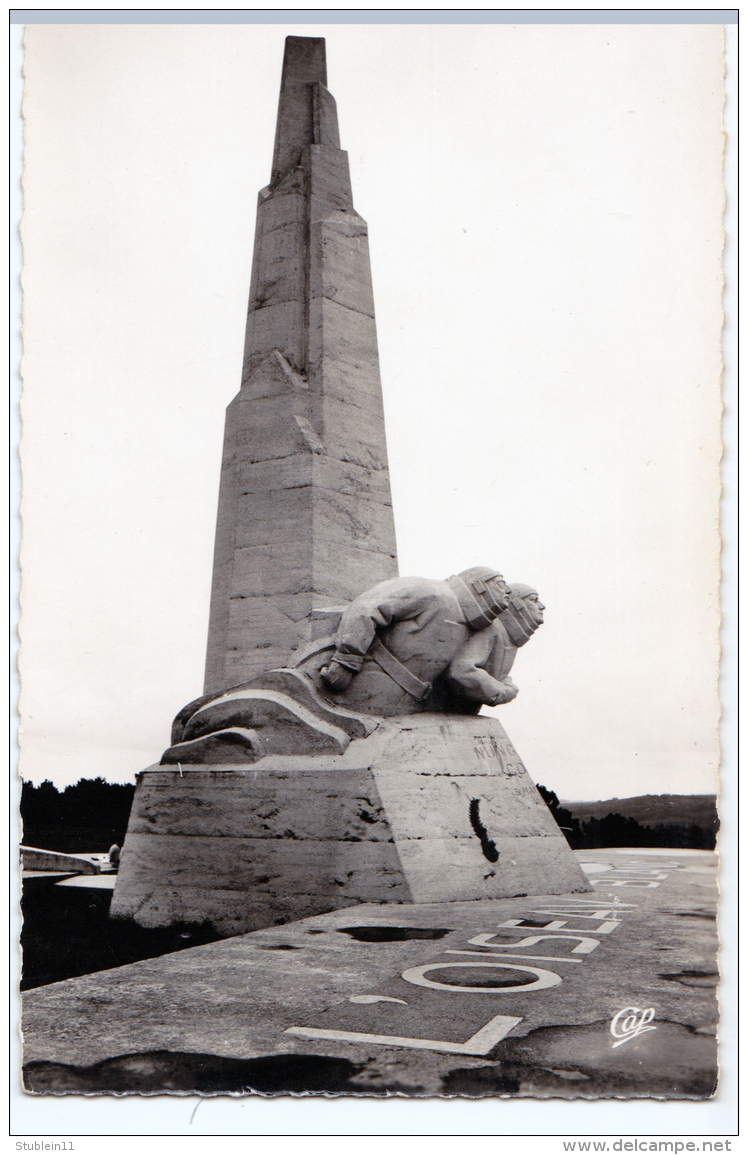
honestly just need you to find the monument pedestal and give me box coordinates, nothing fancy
[111,715,590,936]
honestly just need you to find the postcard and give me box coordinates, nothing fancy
[14,13,735,1144]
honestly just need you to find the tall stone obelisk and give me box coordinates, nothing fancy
[204,37,398,694]
[111,36,591,937]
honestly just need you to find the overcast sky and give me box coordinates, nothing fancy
[19,21,725,800]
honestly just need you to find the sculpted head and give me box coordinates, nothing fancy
[500,583,545,645]
[449,566,510,630]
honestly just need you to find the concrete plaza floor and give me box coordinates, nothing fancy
[21,849,719,1098]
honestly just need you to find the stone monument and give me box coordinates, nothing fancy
[204,35,398,693]
[111,37,590,937]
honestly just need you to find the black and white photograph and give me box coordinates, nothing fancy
[13,9,735,1143]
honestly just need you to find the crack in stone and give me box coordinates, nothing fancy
[319,294,375,320]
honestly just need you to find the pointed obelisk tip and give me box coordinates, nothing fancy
[272,37,330,183]
[283,36,327,85]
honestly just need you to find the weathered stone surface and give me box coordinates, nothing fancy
[204,38,398,693]
[309,541,397,603]
[226,487,392,552]
[370,772,561,840]
[227,395,313,460]
[310,216,377,318]
[23,851,719,1098]
[112,715,590,935]
[124,768,391,841]
[117,833,407,890]
[21,847,99,875]
[312,455,393,500]
[393,838,586,904]
[228,543,316,596]
[108,886,365,937]
[307,145,353,217]
[371,717,536,777]
[270,38,328,183]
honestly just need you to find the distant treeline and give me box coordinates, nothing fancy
[20,777,717,856]
[21,778,136,855]
[536,785,718,851]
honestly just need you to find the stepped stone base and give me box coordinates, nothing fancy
[111,714,590,936]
